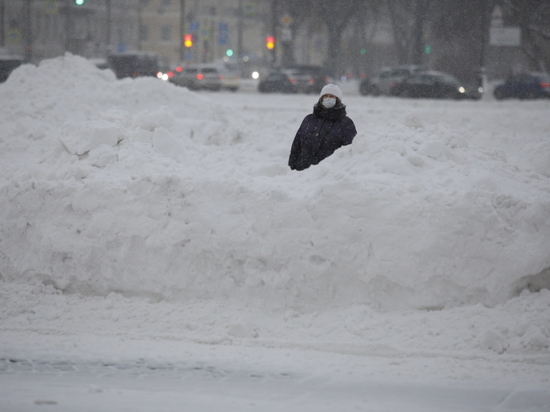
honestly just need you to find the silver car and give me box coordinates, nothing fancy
[170,64,239,92]
[359,65,424,96]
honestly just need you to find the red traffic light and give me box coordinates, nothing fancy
[266,36,275,50]
[183,34,193,48]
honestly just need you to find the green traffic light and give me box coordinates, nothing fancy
[226,49,234,57]
[74,0,85,5]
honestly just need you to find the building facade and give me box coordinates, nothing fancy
[139,0,274,70]
[0,0,276,70]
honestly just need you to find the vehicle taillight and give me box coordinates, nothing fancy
[196,73,204,80]
[175,66,183,72]
[218,75,224,80]
[289,77,296,83]
[168,71,174,78]
[308,78,314,84]
[540,82,550,88]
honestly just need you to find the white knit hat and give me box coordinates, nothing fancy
[319,84,343,100]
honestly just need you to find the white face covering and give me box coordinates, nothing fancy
[322,97,337,108]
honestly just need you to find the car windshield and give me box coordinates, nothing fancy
[287,66,322,75]
[392,69,411,76]
[436,74,460,84]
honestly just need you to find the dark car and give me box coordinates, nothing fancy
[107,52,159,79]
[258,69,298,93]
[285,64,329,94]
[493,72,550,100]
[0,56,23,83]
[391,71,474,100]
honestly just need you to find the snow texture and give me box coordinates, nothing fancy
[0,54,549,411]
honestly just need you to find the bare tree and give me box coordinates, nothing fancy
[430,0,495,82]
[316,0,370,75]
[279,0,315,65]
[387,0,433,65]
[501,0,550,71]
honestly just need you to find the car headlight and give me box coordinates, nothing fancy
[458,87,465,93]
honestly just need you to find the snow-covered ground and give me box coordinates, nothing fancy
[1,54,549,411]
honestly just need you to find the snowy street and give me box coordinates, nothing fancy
[1,349,549,412]
[1,55,550,410]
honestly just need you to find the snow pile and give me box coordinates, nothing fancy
[1,53,550,316]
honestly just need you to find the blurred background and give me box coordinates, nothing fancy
[1,0,549,87]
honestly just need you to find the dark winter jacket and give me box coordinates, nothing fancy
[288,103,357,171]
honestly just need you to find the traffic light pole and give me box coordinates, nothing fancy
[179,0,185,63]
[270,0,278,64]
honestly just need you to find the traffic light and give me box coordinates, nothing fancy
[74,0,86,5]
[183,34,193,48]
[266,36,275,50]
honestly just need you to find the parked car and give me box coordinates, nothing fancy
[284,64,329,94]
[359,65,423,96]
[258,69,298,93]
[259,65,328,94]
[391,71,477,100]
[107,52,159,79]
[493,72,550,100]
[0,55,23,83]
[170,63,239,91]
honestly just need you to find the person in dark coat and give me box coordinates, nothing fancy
[288,84,357,171]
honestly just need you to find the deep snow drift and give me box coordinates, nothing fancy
[1,54,549,311]
[1,55,550,409]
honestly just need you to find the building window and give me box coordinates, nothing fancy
[161,26,171,42]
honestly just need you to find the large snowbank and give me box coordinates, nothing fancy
[1,56,550,409]
[1,54,549,314]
